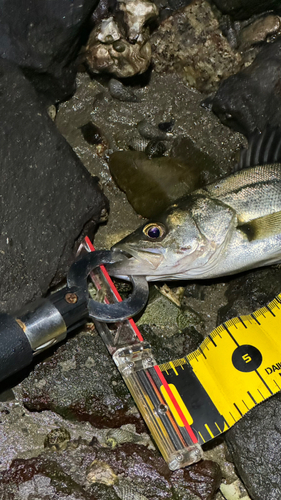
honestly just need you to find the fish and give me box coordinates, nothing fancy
[109,127,281,281]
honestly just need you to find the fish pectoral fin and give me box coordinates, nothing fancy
[238,211,281,241]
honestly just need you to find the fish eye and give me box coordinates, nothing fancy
[143,223,166,240]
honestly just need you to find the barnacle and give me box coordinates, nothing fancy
[86,460,117,486]
[84,0,158,78]
[118,0,159,42]
[86,36,151,78]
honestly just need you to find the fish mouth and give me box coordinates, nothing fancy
[107,245,165,278]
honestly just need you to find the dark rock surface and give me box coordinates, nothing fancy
[0,439,221,500]
[211,0,281,20]
[21,318,202,430]
[209,37,281,137]
[20,330,141,430]
[217,266,281,324]
[0,58,107,314]
[139,324,204,364]
[226,394,281,500]
[0,0,98,102]
[150,0,242,93]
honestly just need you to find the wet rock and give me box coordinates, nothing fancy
[170,137,223,186]
[158,119,175,132]
[211,0,281,21]
[108,139,224,218]
[219,12,281,58]
[91,0,118,25]
[0,453,92,500]
[203,441,238,486]
[139,323,203,364]
[109,151,201,217]
[79,122,104,145]
[150,0,242,93]
[155,0,194,18]
[217,266,281,324]
[20,331,141,429]
[56,71,243,249]
[137,287,203,338]
[225,394,281,500]
[0,397,96,471]
[0,0,99,102]
[209,37,281,137]
[0,440,222,500]
[171,460,222,500]
[181,326,204,357]
[0,59,107,314]
[182,280,229,335]
[238,14,281,50]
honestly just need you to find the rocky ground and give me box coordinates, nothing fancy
[1,0,281,499]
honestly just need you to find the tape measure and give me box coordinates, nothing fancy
[159,294,281,445]
[82,237,281,468]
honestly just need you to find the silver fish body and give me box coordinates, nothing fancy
[110,163,281,281]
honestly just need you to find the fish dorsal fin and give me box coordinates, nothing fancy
[237,126,281,170]
[238,211,281,241]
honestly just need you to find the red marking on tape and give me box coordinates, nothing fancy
[154,364,198,444]
[84,236,143,341]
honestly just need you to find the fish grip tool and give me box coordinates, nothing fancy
[80,237,203,471]
[0,249,148,384]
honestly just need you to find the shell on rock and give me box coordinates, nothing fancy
[44,427,71,451]
[84,0,158,78]
[118,0,159,42]
[128,135,149,151]
[86,460,117,486]
[86,35,151,78]
[137,119,170,140]
[114,483,149,500]
[145,140,167,158]
[109,78,138,102]
[96,17,122,44]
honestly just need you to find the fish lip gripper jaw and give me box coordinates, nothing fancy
[0,250,149,381]
[0,246,203,470]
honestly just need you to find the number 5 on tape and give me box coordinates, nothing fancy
[159,295,281,444]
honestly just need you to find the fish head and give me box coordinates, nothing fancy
[109,195,236,280]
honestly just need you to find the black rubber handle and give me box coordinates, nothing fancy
[0,313,33,383]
